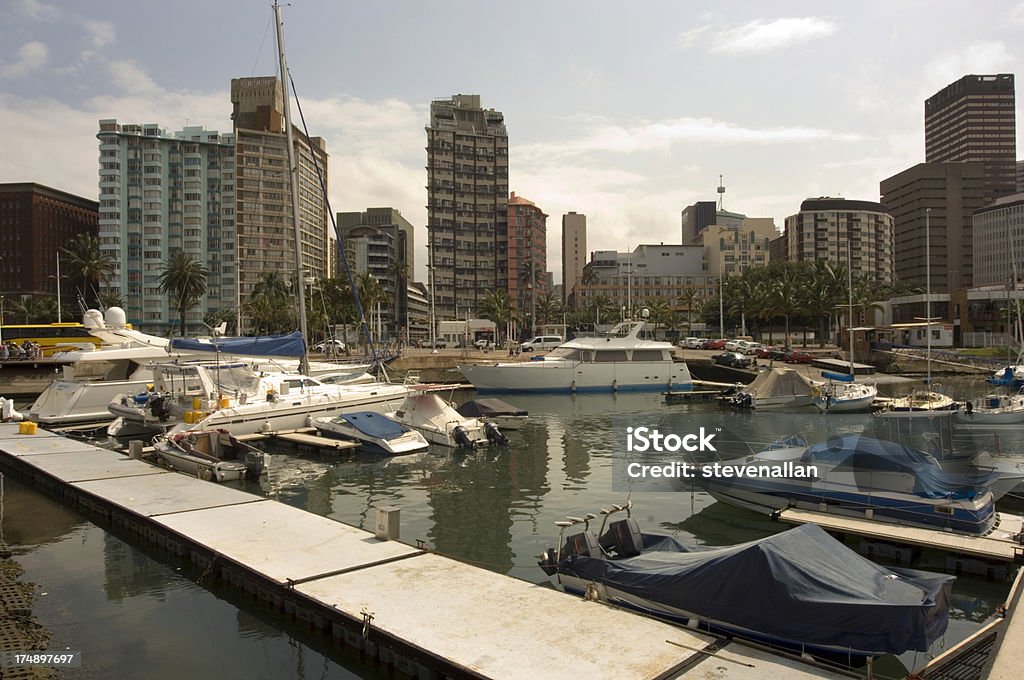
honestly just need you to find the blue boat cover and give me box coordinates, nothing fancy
[333,411,408,440]
[456,398,528,418]
[799,435,1001,500]
[170,331,305,357]
[989,366,1015,386]
[821,371,854,382]
[560,523,953,655]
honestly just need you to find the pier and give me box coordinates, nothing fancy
[0,423,855,679]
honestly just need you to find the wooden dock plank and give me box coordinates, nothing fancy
[153,501,419,584]
[295,551,710,680]
[273,431,359,450]
[776,508,1024,561]
[75,474,264,517]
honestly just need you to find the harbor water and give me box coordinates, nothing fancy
[3,382,1020,678]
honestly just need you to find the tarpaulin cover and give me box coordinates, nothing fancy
[799,435,1002,500]
[456,398,528,418]
[561,523,953,655]
[330,412,409,439]
[740,367,817,399]
[170,331,305,357]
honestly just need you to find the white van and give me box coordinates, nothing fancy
[520,335,563,352]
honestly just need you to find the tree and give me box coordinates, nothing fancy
[244,270,295,335]
[386,258,410,343]
[62,233,115,309]
[535,290,562,326]
[158,251,209,336]
[677,287,701,332]
[519,259,544,337]
[355,271,384,350]
[477,289,516,344]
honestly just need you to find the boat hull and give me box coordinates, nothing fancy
[30,378,153,425]
[314,418,429,455]
[459,360,692,393]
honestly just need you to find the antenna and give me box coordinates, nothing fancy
[717,174,726,211]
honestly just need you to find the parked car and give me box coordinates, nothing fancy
[311,339,346,353]
[783,349,815,364]
[712,352,754,368]
[433,338,450,349]
[701,338,727,350]
[473,339,495,350]
[724,340,743,352]
[754,346,776,359]
[681,337,703,349]
[520,335,563,352]
[737,341,763,354]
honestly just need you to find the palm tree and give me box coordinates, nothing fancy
[244,270,294,334]
[764,262,804,346]
[478,289,516,344]
[535,290,562,326]
[676,287,701,333]
[62,233,116,309]
[355,271,384,350]
[386,258,410,343]
[158,252,209,336]
[802,260,846,347]
[519,259,544,337]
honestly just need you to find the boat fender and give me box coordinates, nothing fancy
[612,379,618,392]
[484,422,508,446]
[571,380,576,394]
[199,468,213,482]
[452,426,473,449]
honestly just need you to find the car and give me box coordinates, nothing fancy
[311,339,346,353]
[783,349,815,364]
[737,341,762,354]
[724,340,742,352]
[520,335,563,352]
[754,346,776,359]
[681,337,703,349]
[433,338,450,349]
[712,352,754,368]
[701,338,727,350]
[474,339,495,350]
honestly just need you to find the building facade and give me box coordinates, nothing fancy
[561,211,587,308]
[781,198,895,284]
[507,192,547,322]
[231,76,331,327]
[96,120,235,333]
[576,244,708,317]
[925,74,1016,201]
[973,192,1024,288]
[0,183,98,315]
[701,218,777,278]
[881,163,987,292]
[425,94,509,321]
[337,207,414,342]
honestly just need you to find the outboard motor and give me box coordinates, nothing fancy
[484,421,508,446]
[150,395,171,421]
[452,425,474,449]
[538,546,560,576]
[599,517,644,558]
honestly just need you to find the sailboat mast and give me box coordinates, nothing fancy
[273,0,310,372]
[925,208,931,386]
[847,247,854,374]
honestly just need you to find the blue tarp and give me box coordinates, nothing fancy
[561,523,953,655]
[821,371,854,382]
[989,366,1015,386]
[333,412,408,440]
[799,435,1002,500]
[170,331,305,357]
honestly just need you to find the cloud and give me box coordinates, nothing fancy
[1008,2,1024,24]
[923,42,1016,87]
[0,41,48,78]
[105,59,160,94]
[82,19,115,49]
[10,0,59,21]
[519,116,862,158]
[680,17,838,55]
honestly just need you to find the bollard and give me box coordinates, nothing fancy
[128,440,144,459]
[375,506,400,541]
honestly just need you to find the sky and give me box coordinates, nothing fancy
[2,0,1024,284]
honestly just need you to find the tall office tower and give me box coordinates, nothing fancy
[782,198,895,283]
[425,94,509,321]
[925,74,1016,201]
[231,76,330,328]
[561,212,587,307]
[507,192,547,323]
[881,163,987,292]
[973,192,1024,287]
[97,120,235,334]
[0,183,97,308]
[337,207,415,341]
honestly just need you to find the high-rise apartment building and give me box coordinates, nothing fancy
[0,183,98,309]
[337,207,414,341]
[881,163,987,292]
[925,74,1016,201]
[96,120,235,333]
[425,94,509,321]
[972,192,1024,287]
[781,198,894,283]
[561,212,587,307]
[507,192,547,321]
[231,77,331,325]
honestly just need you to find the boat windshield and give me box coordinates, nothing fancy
[211,365,263,395]
[546,347,581,360]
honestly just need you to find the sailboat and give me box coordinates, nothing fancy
[812,254,877,412]
[878,209,958,418]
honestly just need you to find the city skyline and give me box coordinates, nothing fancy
[3,1,1024,284]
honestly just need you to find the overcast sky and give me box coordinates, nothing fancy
[3,0,1024,283]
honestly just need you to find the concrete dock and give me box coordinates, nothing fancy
[0,423,855,680]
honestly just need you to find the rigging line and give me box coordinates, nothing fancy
[250,14,274,77]
[286,70,380,367]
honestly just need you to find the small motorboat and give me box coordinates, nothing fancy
[455,398,528,430]
[152,429,270,482]
[876,390,959,418]
[539,504,954,666]
[725,367,817,409]
[387,387,507,448]
[954,389,1024,427]
[313,411,429,455]
[812,371,878,412]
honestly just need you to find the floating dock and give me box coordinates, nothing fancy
[0,424,854,680]
[775,507,1024,562]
